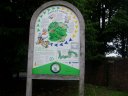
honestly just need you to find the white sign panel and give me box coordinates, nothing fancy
[32,6,80,75]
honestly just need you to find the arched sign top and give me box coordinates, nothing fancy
[30,1,85,31]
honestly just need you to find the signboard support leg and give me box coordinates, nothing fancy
[79,53,85,96]
[26,78,32,96]
[79,79,85,96]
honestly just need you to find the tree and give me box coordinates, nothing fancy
[106,9,128,58]
[0,0,43,79]
[1,0,128,81]
[83,0,128,58]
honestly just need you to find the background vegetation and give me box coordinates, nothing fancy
[0,0,128,96]
[0,0,128,77]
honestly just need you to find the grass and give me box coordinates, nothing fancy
[32,81,128,96]
[1,80,128,96]
[86,84,128,96]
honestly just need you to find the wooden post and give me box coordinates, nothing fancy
[26,78,32,96]
[79,9,85,96]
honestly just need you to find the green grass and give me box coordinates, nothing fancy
[59,84,128,96]
[33,83,128,96]
[86,84,128,96]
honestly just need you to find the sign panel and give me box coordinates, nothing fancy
[32,6,80,75]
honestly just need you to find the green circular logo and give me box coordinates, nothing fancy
[51,63,61,73]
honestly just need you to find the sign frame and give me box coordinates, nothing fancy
[26,1,85,96]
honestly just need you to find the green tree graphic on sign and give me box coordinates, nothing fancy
[48,22,68,42]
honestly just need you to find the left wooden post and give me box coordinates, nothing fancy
[26,18,35,96]
[26,78,32,96]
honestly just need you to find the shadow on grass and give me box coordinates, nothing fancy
[0,79,128,96]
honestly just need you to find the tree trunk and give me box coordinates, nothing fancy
[101,4,105,31]
[108,7,112,23]
[126,37,128,57]
[121,32,126,58]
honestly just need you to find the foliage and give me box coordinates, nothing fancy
[1,0,128,78]
[106,9,128,58]
[79,0,128,58]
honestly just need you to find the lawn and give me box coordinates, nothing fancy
[85,84,128,96]
[1,80,128,96]
[32,80,128,96]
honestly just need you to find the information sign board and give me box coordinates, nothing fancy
[26,1,85,96]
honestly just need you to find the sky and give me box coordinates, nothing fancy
[105,42,121,57]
